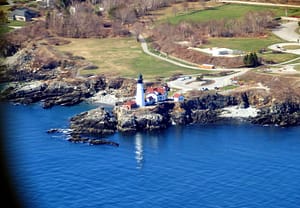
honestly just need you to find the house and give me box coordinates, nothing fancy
[173,93,184,102]
[145,86,168,104]
[198,64,215,69]
[122,100,137,110]
[9,8,39,22]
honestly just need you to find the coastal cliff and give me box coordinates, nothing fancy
[67,90,300,140]
[250,102,300,127]
[2,41,300,134]
[69,92,247,137]
[0,42,136,108]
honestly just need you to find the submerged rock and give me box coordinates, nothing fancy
[67,137,119,147]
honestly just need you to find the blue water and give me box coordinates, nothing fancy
[2,102,300,208]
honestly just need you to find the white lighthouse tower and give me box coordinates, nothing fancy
[136,74,145,107]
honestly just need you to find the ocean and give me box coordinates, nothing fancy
[2,102,300,208]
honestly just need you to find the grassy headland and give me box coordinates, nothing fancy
[56,37,203,80]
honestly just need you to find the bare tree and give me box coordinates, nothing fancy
[132,22,144,41]
[172,6,179,16]
[116,5,136,25]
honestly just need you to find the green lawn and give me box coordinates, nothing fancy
[198,34,300,63]
[165,4,300,24]
[260,53,299,63]
[201,34,284,52]
[295,65,300,71]
[7,20,26,27]
[282,45,300,50]
[0,24,11,35]
[56,37,203,80]
[221,85,238,91]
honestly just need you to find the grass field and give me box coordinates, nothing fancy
[201,34,284,52]
[199,34,299,63]
[221,85,238,91]
[149,1,207,21]
[56,37,203,80]
[0,25,12,35]
[282,45,300,50]
[166,4,300,24]
[260,53,299,63]
[7,20,26,27]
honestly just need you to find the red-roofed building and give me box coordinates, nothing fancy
[122,100,137,110]
[145,86,168,103]
[173,93,184,102]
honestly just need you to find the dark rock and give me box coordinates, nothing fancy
[2,76,107,108]
[191,109,220,124]
[88,139,119,147]
[67,137,89,143]
[185,93,238,110]
[250,102,300,127]
[70,107,117,137]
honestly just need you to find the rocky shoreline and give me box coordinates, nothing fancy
[65,92,300,144]
[1,40,300,146]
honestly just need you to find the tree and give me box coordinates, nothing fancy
[0,0,7,5]
[132,22,143,41]
[243,52,260,67]
[172,6,178,16]
[116,5,136,25]
[0,10,7,24]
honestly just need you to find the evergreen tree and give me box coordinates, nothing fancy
[252,52,259,67]
[243,52,260,67]
[0,0,7,5]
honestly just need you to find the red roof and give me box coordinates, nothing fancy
[123,100,136,107]
[146,87,166,94]
[173,93,183,98]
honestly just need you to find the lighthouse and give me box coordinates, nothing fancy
[136,73,145,107]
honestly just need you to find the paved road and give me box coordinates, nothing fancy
[272,22,300,42]
[139,34,251,92]
[137,2,300,93]
[269,43,300,55]
[218,0,300,8]
[138,34,201,70]
[168,68,251,92]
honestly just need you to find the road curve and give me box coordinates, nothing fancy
[272,22,300,42]
[168,68,251,93]
[138,34,201,70]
